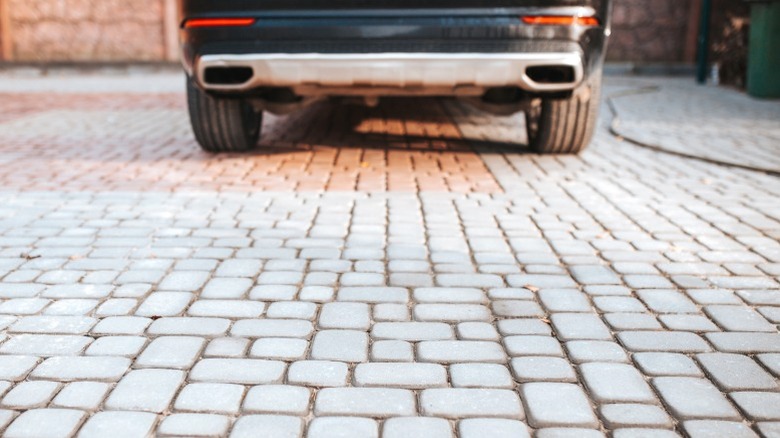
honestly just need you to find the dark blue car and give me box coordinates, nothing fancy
[179,0,612,154]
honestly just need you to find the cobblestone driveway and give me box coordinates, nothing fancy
[0,73,778,438]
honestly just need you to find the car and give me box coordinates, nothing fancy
[178,0,612,154]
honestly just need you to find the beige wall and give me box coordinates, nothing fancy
[0,0,178,62]
[0,0,697,64]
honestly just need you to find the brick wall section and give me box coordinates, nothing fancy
[608,0,694,62]
[0,0,702,63]
[7,0,165,61]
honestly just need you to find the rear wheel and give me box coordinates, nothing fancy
[186,77,262,153]
[525,72,602,154]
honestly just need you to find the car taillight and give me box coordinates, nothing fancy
[184,18,256,28]
[521,16,599,26]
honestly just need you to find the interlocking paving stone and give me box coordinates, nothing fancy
[50,382,110,410]
[704,333,780,353]
[419,388,524,419]
[504,336,564,357]
[146,317,230,337]
[417,341,507,363]
[384,417,453,438]
[618,331,711,353]
[536,428,606,438]
[450,364,514,388]
[682,420,760,438]
[757,353,780,377]
[353,363,447,388]
[1,381,60,410]
[104,369,184,413]
[135,336,205,369]
[696,353,778,391]
[314,388,416,417]
[4,409,87,438]
[318,302,371,329]
[250,338,308,360]
[190,359,286,385]
[652,377,741,420]
[206,337,251,358]
[77,411,157,438]
[310,330,369,362]
[580,363,657,403]
[0,334,92,356]
[600,404,673,429]
[413,304,491,322]
[231,319,314,338]
[174,383,244,414]
[757,423,780,438]
[230,415,304,438]
[521,383,599,428]
[287,361,349,387]
[0,76,778,435]
[730,392,780,421]
[158,413,231,437]
[30,356,130,382]
[243,385,311,415]
[704,305,776,332]
[565,341,629,363]
[414,288,486,303]
[550,313,612,341]
[610,429,680,438]
[632,353,703,377]
[307,417,378,438]
[459,418,530,438]
[0,356,39,381]
[510,357,577,382]
[456,322,500,341]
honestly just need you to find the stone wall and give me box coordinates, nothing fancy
[0,0,701,63]
[3,0,167,62]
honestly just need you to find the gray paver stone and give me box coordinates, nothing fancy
[243,385,310,415]
[307,417,378,438]
[652,377,740,420]
[4,409,86,438]
[600,404,673,428]
[78,411,157,438]
[419,388,524,419]
[189,359,286,385]
[230,415,303,438]
[314,388,416,417]
[730,392,780,421]
[520,383,598,428]
[383,417,453,438]
[682,420,759,438]
[580,362,657,403]
[104,369,184,413]
[287,361,349,387]
[459,418,530,438]
[158,413,230,437]
[354,363,447,388]
[696,353,778,391]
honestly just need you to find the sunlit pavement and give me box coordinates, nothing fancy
[0,72,778,437]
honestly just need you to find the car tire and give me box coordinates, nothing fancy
[525,72,602,155]
[186,76,262,153]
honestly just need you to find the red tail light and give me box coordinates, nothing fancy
[184,18,256,28]
[521,16,600,26]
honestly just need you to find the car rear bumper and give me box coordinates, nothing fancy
[195,52,584,94]
[180,4,611,97]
